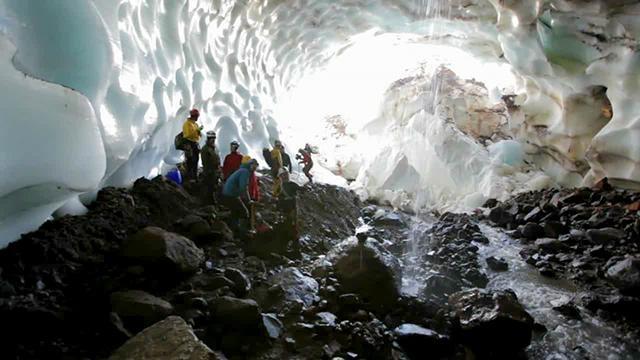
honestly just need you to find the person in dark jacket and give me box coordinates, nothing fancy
[281,145,293,173]
[222,159,258,236]
[276,168,302,255]
[201,131,221,204]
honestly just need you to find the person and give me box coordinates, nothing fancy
[166,167,183,185]
[242,155,262,230]
[222,140,244,181]
[201,131,221,204]
[222,158,259,236]
[296,144,314,183]
[277,168,302,252]
[270,140,284,197]
[281,145,293,173]
[182,109,203,181]
[241,155,261,203]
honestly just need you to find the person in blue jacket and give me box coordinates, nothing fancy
[222,158,259,236]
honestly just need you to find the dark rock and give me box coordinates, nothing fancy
[331,238,401,311]
[448,288,534,357]
[110,290,173,331]
[586,228,626,244]
[587,245,609,258]
[190,297,208,310]
[483,199,499,208]
[206,275,235,291]
[0,280,16,296]
[553,302,582,320]
[535,238,567,253]
[488,206,514,226]
[315,312,338,327]
[605,257,640,294]
[424,274,462,300]
[212,296,262,330]
[372,211,404,226]
[523,207,542,223]
[108,316,224,360]
[471,233,490,244]
[538,265,557,278]
[269,267,319,307]
[394,324,452,359]
[121,227,204,274]
[542,221,568,238]
[521,223,545,240]
[107,312,132,343]
[486,256,509,271]
[174,214,214,244]
[224,268,251,297]
[261,313,283,339]
[338,293,361,308]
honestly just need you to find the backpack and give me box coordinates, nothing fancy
[174,132,187,151]
[262,148,273,168]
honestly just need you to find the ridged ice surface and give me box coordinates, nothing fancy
[1,0,639,245]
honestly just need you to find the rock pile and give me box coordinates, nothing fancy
[485,184,640,322]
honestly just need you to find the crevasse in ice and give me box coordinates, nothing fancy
[0,0,639,245]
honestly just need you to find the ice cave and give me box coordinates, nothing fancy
[1,0,640,359]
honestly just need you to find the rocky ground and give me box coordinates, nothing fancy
[1,173,638,359]
[484,180,640,329]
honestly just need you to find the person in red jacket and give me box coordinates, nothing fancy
[241,155,261,202]
[222,140,244,181]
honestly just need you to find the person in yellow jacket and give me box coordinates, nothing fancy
[182,109,203,181]
[270,140,284,197]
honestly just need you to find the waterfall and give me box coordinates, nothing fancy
[401,0,452,296]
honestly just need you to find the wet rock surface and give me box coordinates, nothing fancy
[2,173,639,359]
[446,288,534,357]
[485,184,640,331]
[109,316,225,360]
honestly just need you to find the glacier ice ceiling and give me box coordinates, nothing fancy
[1,0,640,246]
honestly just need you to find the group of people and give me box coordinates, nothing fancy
[173,108,315,238]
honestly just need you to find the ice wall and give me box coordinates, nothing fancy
[0,0,639,245]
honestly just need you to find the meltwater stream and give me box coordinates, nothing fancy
[400,216,640,359]
[477,225,640,360]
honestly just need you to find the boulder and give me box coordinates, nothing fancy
[486,256,509,271]
[330,238,401,311]
[211,296,262,330]
[542,221,567,238]
[606,257,640,294]
[423,274,462,301]
[552,302,582,320]
[262,313,283,339]
[269,267,319,307]
[110,290,173,331]
[174,214,215,244]
[371,210,404,226]
[121,227,204,274]
[448,289,534,357]
[488,206,514,227]
[586,228,626,244]
[394,324,452,359]
[224,268,251,297]
[521,223,545,240]
[109,316,225,360]
[534,238,567,253]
